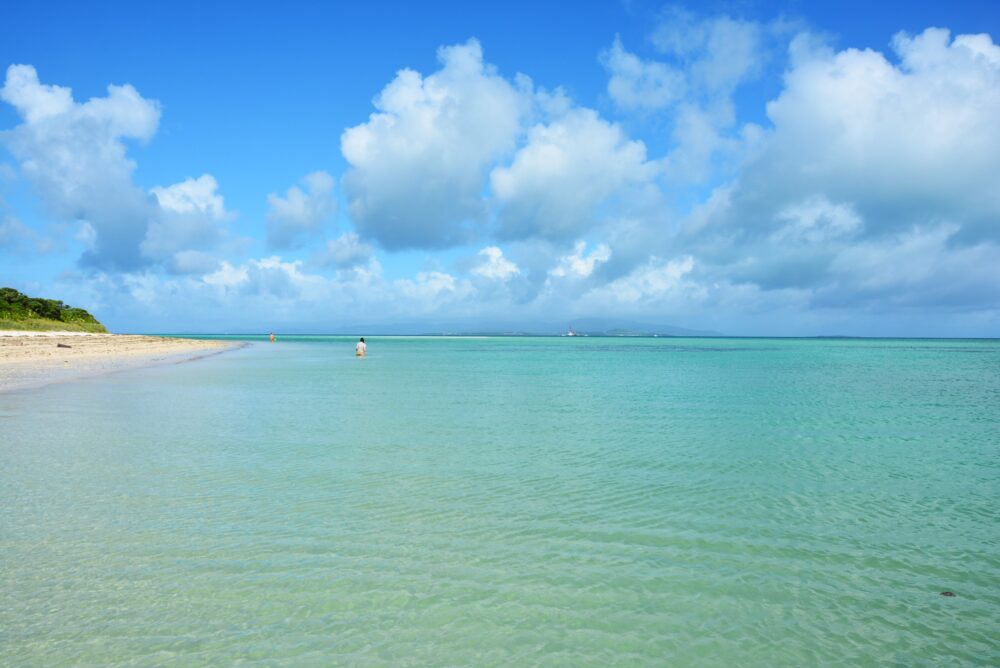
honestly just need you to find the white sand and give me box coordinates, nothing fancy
[0,333,240,392]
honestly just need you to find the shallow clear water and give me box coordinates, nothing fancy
[2,336,998,666]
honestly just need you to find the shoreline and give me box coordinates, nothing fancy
[0,332,245,393]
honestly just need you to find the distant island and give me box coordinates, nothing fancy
[0,287,107,333]
[327,317,722,337]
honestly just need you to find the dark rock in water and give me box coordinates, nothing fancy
[940,591,956,597]
[57,343,72,349]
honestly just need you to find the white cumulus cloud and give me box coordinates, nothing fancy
[683,27,1000,314]
[471,246,519,280]
[314,231,374,269]
[491,108,657,240]
[1,65,236,275]
[143,174,232,272]
[600,36,685,111]
[605,10,770,187]
[549,241,612,279]
[203,256,328,300]
[152,174,227,219]
[589,255,697,304]
[341,39,531,250]
[266,171,337,250]
[394,270,473,305]
[757,27,1000,238]
[651,8,764,95]
[1,64,160,270]
[771,197,863,244]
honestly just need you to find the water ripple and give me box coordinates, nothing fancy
[2,337,998,665]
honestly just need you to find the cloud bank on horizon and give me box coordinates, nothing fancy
[1,6,999,336]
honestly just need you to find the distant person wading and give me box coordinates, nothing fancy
[356,337,367,357]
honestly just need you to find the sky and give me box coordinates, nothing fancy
[1,0,998,336]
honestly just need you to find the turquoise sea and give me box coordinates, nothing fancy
[2,336,998,666]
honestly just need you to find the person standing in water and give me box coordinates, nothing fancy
[269,332,275,343]
[355,337,367,357]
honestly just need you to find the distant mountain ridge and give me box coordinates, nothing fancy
[0,287,107,332]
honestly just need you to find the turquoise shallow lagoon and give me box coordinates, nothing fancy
[2,336,998,666]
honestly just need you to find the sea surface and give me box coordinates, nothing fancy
[2,336,998,666]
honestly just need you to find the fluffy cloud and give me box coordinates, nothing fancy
[1,64,159,270]
[0,65,74,123]
[770,197,862,244]
[725,27,999,236]
[90,256,347,330]
[685,27,1000,313]
[660,105,757,185]
[587,255,697,304]
[600,36,685,111]
[754,28,1000,239]
[168,250,221,275]
[203,256,328,300]
[604,11,764,116]
[651,7,764,96]
[338,37,667,264]
[1,65,234,274]
[821,225,1000,309]
[471,246,519,280]
[394,271,472,304]
[548,241,611,279]
[314,231,374,269]
[491,108,657,240]
[151,174,227,219]
[143,174,232,272]
[601,11,770,188]
[341,38,664,256]
[6,24,998,336]
[266,171,337,250]
[341,39,530,249]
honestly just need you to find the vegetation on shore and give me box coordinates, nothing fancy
[0,287,107,333]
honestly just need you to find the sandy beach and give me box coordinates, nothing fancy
[0,332,239,393]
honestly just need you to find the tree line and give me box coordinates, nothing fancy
[0,287,105,329]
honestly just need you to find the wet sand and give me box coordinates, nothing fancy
[0,332,240,393]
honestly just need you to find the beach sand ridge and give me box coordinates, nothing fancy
[0,332,238,392]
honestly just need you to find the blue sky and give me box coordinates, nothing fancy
[1,0,998,335]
